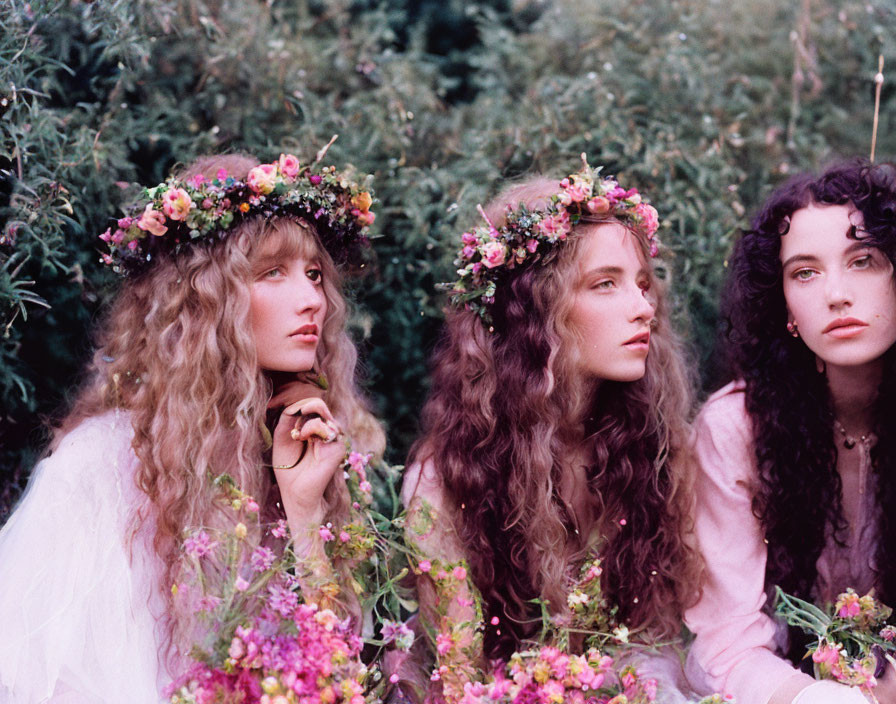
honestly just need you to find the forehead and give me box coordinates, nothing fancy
[576,222,647,272]
[249,218,322,265]
[779,203,863,259]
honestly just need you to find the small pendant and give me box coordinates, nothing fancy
[844,437,856,450]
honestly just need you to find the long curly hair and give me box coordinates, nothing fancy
[411,177,700,659]
[54,154,384,658]
[720,158,896,605]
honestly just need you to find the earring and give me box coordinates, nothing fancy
[786,321,799,337]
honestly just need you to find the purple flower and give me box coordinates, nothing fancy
[250,546,276,572]
[183,531,218,558]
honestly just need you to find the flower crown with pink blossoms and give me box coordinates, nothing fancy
[448,154,660,326]
[99,147,375,275]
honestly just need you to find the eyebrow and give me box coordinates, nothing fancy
[582,265,649,278]
[781,241,876,271]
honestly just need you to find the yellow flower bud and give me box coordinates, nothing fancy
[235,522,247,539]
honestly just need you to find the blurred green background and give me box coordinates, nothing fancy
[2,0,895,518]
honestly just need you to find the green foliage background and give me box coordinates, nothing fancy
[2,0,895,515]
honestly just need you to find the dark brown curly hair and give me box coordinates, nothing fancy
[410,176,701,660]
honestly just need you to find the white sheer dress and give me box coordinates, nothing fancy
[0,412,171,703]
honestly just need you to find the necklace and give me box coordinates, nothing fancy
[833,419,871,450]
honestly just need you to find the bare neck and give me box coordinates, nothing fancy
[825,359,882,436]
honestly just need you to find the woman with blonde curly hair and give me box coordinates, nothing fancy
[0,152,384,703]
[402,158,702,702]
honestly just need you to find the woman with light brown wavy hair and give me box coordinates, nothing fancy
[402,157,701,702]
[0,152,384,703]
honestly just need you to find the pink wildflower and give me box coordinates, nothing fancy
[216,168,228,181]
[270,519,289,539]
[836,591,862,619]
[452,565,467,581]
[250,546,276,572]
[308,173,322,185]
[587,195,611,214]
[538,211,571,240]
[351,207,376,226]
[136,204,167,237]
[418,560,432,573]
[234,576,250,592]
[319,525,335,542]
[480,241,507,268]
[526,238,538,253]
[436,632,454,655]
[278,153,301,179]
[634,202,659,236]
[162,187,192,221]
[99,228,112,242]
[247,163,278,195]
[340,531,351,543]
[183,531,217,558]
[558,179,588,205]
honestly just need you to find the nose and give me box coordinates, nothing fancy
[824,269,852,310]
[292,272,325,315]
[631,284,656,324]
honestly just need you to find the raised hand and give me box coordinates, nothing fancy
[269,392,346,538]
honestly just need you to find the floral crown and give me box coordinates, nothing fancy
[448,154,660,326]
[99,144,375,275]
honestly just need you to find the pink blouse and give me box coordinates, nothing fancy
[685,382,878,704]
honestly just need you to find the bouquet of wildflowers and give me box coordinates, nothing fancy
[167,449,414,704]
[406,527,727,704]
[775,587,896,695]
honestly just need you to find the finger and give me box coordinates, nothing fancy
[294,417,341,443]
[268,381,326,409]
[282,398,335,424]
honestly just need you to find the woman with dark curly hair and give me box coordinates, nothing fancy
[402,158,702,702]
[685,159,896,704]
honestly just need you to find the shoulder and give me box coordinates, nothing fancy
[52,411,135,459]
[24,411,138,510]
[697,380,747,424]
[401,456,445,512]
[695,381,751,443]
[693,381,757,485]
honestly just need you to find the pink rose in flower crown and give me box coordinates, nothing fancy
[586,196,611,214]
[278,153,301,180]
[137,203,168,237]
[247,163,278,195]
[538,210,571,240]
[558,177,589,205]
[351,208,376,226]
[162,187,192,221]
[634,202,659,237]
[480,241,507,269]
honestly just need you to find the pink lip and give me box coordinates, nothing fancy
[623,331,650,349]
[290,323,319,340]
[822,317,868,339]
